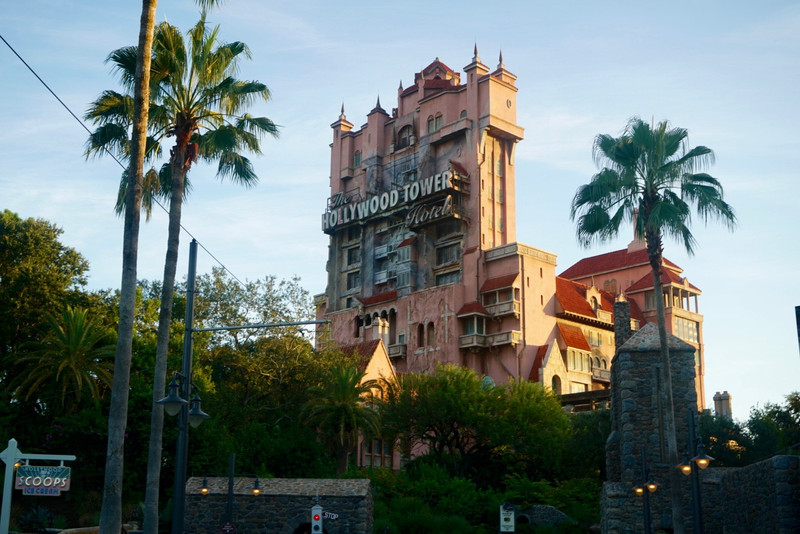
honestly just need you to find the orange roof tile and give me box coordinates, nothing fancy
[555,277,595,317]
[337,339,381,371]
[559,248,680,279]
[449,160,469,177]
[528,345,549,382]
[358,290,397,307]
[398,237,416,248]
[558,323,591,351]
[480,273,519,292]
[457,301,490,317]
[626,267,701,293]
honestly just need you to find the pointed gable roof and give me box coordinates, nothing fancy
[338,339,382,371]
[559,248,680,279]
[528,345,549,382]
[555,277,616,321]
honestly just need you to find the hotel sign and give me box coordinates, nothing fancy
[322,171,457,232]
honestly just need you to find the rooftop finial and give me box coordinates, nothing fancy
[398,79,403,91]
[473,43,479,62]
[498,50,505,69]
[339,103,346,120]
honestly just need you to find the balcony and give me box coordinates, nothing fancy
[374,270,396,285]
[388,343,407,359]
[459,334,488,349]
[375,244,389,258]
[486,300,520,318]
[488,330,522,347]
[592,368,611,383]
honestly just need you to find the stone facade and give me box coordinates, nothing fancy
[603,302,800,534]
[183,478,372,534]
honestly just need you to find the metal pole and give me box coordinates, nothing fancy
[171,239,197,534]
[226,453,235,525]
[641,446,652,534]
[687,408,704,534]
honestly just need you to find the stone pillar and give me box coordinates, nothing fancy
[602,322,699,534]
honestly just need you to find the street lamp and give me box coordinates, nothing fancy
[155,239,208,534]
[679,408,714,534]
[633,445,658,534]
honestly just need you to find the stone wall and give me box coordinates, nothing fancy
[183,478,372,534]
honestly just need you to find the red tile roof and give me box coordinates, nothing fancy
[358,290,397,307]
[528,345,549,382]
[422,58,455,76]
[337,340,381,371]
[555,277,616,320]
[398,237,416,248]
[626,267,701,293]
[557,323,591,351]
[457,301,490,317]
[480,273,519,292]
[559,248,680,279]
[449,160,469,177]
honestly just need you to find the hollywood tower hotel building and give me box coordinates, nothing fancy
[315,51,706,406]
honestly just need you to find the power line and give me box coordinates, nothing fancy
[0,32,247,289]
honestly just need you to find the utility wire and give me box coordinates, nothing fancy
[0,32,247,288]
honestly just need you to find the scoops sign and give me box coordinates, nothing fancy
[15,466,71,496]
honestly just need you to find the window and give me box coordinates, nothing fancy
[460,109,467,119]
[353,151,362,167]
[463,316,485,335]
[347,226,361,242]
[417,324,425,347]
[397,271,410,288]
[427,116,435,134]
[346,271,360,290]
[604,279,618,294]
[361,438,393,469]
[674,317,699,343]
[397,246,411,262]
[434,113,443,130]
[397,125,413,149]
[436,243,461,266]
[398,333,405,345]
[495,158,503,177]
[427,322,435,346]
[346,246,360,266]
[436,270,461,286]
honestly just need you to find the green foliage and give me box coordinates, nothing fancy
[562,409,610,478]
[17,505,55,531]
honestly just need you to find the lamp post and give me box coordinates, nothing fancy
[157,239,208,534]
[678,408,713,534]
[632,445,658,534]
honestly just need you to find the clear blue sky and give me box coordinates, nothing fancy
[2,0,798,421]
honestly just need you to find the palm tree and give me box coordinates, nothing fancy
[87,12,278,533]
[303,364,382,475]
[570,117,736,533]
[13,306,115,413]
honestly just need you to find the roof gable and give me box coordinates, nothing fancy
[560,248,681,279]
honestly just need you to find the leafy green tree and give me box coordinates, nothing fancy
[698,410,752,467]
[303,363,381,475]
[0,210,89,361]
[746,392,800,461]
[86,12,278,531]
[570,117,736,533]
[12,307,115,413]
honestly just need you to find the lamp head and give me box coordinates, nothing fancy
[252,478,261,496]
[200,477,209,495]
[692,442,714,470]
[157,373,188,417]
[188,392,210,428]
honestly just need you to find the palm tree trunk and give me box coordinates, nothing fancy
[143,147,189,532]
[99,1,157,532]
[649,249,685,534]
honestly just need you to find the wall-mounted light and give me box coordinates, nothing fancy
[252,478,261,496]
[200,476,209,495]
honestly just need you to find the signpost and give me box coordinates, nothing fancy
[499,502,516,533]
[0,438,76,534]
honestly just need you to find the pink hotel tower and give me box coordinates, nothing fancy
[315,50,706,409]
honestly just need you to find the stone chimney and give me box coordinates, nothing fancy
[713,391,733,420]
[613,301,632,348]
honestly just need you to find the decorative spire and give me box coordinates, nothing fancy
[398,80,403,91]
[473,43,480,62]
[339,103,346,120]
[498,50,505,69]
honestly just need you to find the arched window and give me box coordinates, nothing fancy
[427,322,435,346]
[551,375,562,395]
[397,125,413,149]
[353,150,361,167]
[427,115,435,134]
[434,113,443,130]
[417,323,425,347]
[460,109,467,119]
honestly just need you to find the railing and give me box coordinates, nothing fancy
[488,330,522,346]
[486,300,520,318]
[388,344,407,359]
[459,334,487,349]
[592,368,611,382]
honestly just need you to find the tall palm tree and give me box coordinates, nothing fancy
[87,12,278,533]
[13,306,115,413]
[303,364,382,475]
[570,117,736,533]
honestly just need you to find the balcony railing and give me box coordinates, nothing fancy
[459,334,487,349]
[592,368,611,383]
[486,300,521,318]
[488,330,522,347]
[388,343,407,359]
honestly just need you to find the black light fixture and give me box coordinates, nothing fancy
[252,477,261,496]
[188,389,210,428]
[200,476,209,495]
[692,442,714,470]
[157,373,189,416]
[679,452,693,476]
